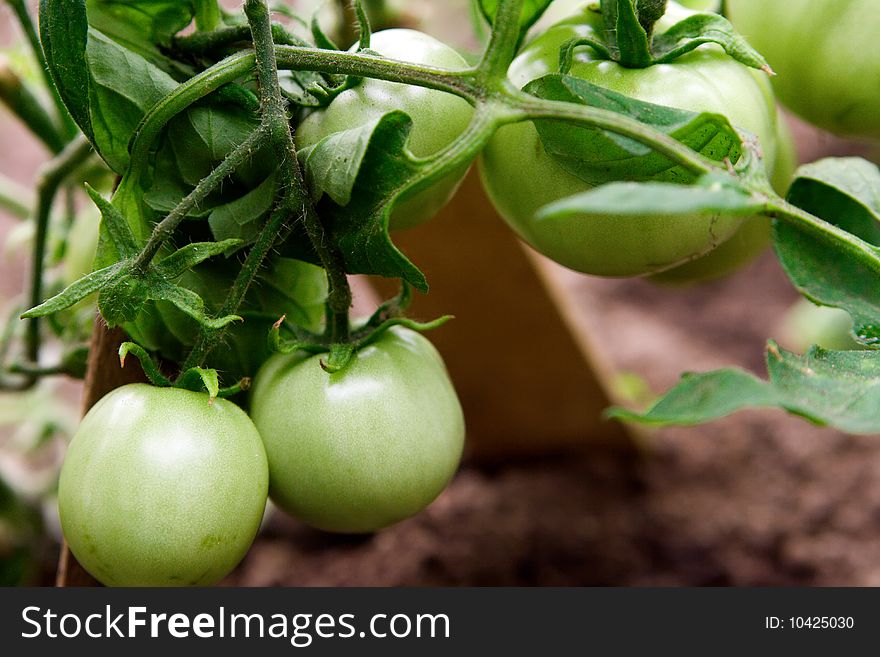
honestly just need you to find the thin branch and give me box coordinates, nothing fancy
[26,136,94,365]
[0,56,67,153]
[248,0,352,343]
[0,172,32,220]
[131,127,269,271]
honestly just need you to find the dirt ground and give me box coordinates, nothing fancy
[227,251,880,587]
[229,122,880,587]
[4,5,880,587]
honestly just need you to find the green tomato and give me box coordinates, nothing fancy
[650,106,798,284]
[782,298,862,353]
[676,0,721,10]
[250,326,465,534]
[58,384,268,587]
[726,0,880,139]
[295,29,474,231]
[480,2,784,278]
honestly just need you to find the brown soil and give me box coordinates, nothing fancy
[228,253,880,587]
[227,116,880,588]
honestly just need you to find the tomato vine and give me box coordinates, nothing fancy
[2,0,879,431]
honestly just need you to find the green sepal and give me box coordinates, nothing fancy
[178,366,220,399]
[602,0,654,67]
[118,342,172,387]
[354,0,372,50]
[651,13,772,72]
[311,10,340,51]
[585,0,772,72]
[21,263,124,319]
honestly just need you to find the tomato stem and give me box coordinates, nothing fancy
[25,137,94,372]
[131,127,269,273]
[476,0,525,87]
[247,0,352,346]
[0,59,67,154]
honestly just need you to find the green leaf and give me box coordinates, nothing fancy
[154,239,244,278]
[21,263,123,319]
[148,280,241,330]
[478,0,554,37]
[611,342,880,434]
[298,111,428,291]
[786,158,880,245]
[86,29,178,173]
[537,172,765,221]
[39,0,94,141]
[300,119,378,206]
[208,173,278,244]
[85,0,196,78]
[85,185,139,258]
[524,74,743,185]
[652,14,772,70]
[777,158,880,348]
[250,258,328,334]
[172,105,264,186]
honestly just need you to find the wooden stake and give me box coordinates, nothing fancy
[371,171,634,460]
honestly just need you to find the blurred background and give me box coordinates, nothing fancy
[3,0,880,586]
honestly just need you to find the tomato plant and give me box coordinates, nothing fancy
[296,29,474,231]
[58,384,268,586]
[726,0,880,139]
[250,326,464,533]
[481,1,787,277]
[2,0,880,589]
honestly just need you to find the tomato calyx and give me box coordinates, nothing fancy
[117,342,251,402]
[269,283,452,373]
[574,0,772,72]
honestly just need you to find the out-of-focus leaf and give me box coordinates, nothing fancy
[610,342,880,434]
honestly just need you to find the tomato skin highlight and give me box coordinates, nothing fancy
[250,327,465,534]
[58,384,268,587]
[727,0,880,139]
[295,29,474,231]
[480,2,785,279]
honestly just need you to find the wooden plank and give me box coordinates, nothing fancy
[371,170,634,461]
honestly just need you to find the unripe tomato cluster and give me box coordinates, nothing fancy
[61,326,465,586]
[61,0,874,587]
